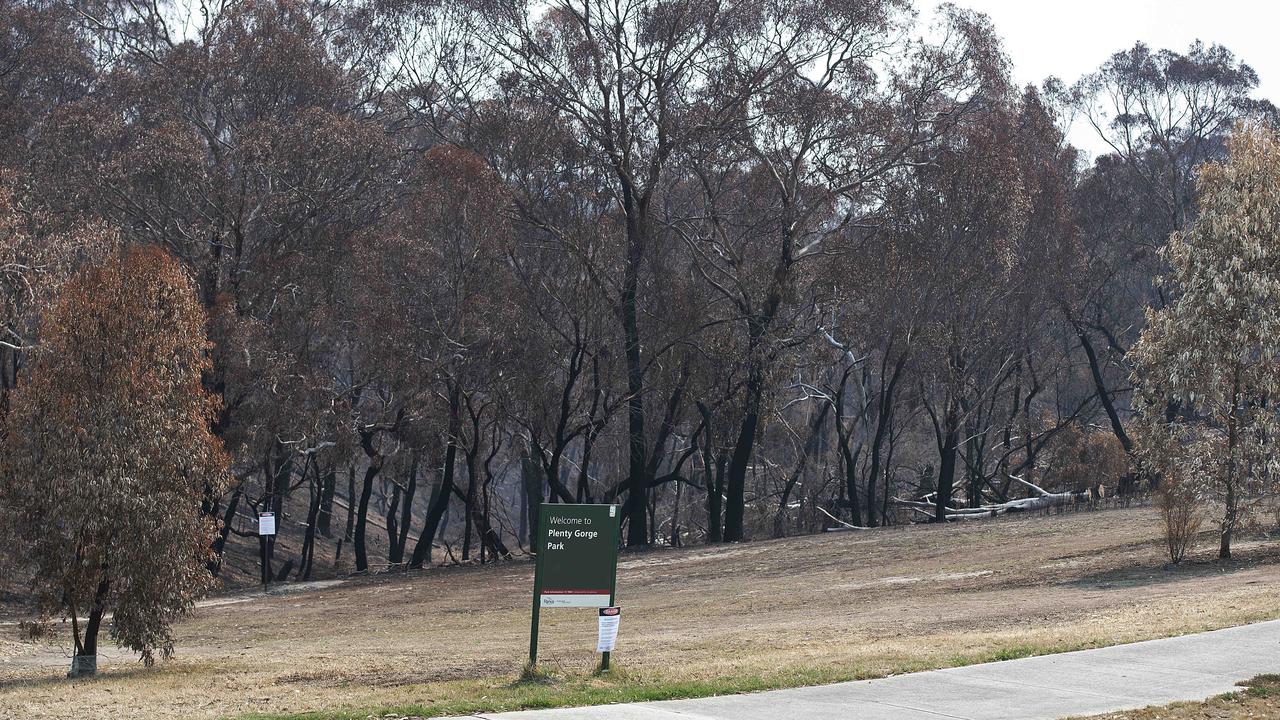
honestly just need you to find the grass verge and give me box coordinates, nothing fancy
[1074,674,1280,719]
[238,639,1121,720]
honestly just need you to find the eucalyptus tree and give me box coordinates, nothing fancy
[880,86,1078,521]
[457,0,754,545]
[1069,42,1271,463]
[43,0,403,574]
[352,145,515,569]
[0,0,94,170]
[1132,122,1280,560]
[0,246,228,676]
[675,4,1011,538]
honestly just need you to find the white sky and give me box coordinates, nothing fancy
[920,0,1280,158]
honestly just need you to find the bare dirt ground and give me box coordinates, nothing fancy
[2,506,1279,720]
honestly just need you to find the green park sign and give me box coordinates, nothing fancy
[528,503,620,667]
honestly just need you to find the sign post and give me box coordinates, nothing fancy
[528,503,620,669]
[258,512,276,588]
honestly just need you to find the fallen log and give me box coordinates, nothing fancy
[818,506,871,531]
[894,475,1087,522]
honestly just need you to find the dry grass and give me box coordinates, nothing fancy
[1076,674,1280,719]
[2,507,1279,720]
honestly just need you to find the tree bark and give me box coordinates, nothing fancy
[577,431,598,503]
[462,454,477,561]
[354,431,384,573]
[865,355,906,528]
[1220,370,1241,560]
[69,571,109,678]
[723,366,763,542]
[934,401,960,523]
[209,482,242,577]
[386,482,402,563]
[1220,478,1236,560]
[622,199,650,547]
[454,480,511,560]
[394,455,419,564]
[344,464,356,541]
[317,463,336,538]
[411,383,462,568]
[698,404,723,544]
[299,457,322,579]
[1077,325,1134,452]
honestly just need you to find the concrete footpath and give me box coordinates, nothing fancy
[446,619,1280,720]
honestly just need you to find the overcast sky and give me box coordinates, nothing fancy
[921,0,1280,157]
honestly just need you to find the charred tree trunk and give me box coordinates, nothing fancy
[386,483,403,563]
[648,485,659,545]
[723,366,763,542]
[469,485,510,560]
[882,420,899,523]
[622,204,650,547]
[481,425,508,560]
[697,403,723,544]
[298,457,322,580]
[624,382,648,547]
[934,401,960,523]
[517,458,529,552]
[317,462,336,538]
[462,454,477,561]
[865,355,905,528]
[1220,477,1237,560]
[832,364,864,527]
[411,383,462,569]
[394,455,419,564]
[209,482,243,576]
[1076,325,1133,453]
[355,430,385,573]
[670,476,683,547]
[966,426,984,508]
[577,432,597,503]
[260,446,291,578]
[840,440,863,527]
[344,464,356,541]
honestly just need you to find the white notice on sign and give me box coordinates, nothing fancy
[597,607,620,653]
[258,512,276,536]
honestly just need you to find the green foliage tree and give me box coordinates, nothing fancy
[0,245,229,676]
[1131,121,1280,561]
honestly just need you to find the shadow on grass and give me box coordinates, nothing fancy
[1063,536,1280,591]
[0,661,163,690]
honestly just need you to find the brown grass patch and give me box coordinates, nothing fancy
[1,507,1278,720]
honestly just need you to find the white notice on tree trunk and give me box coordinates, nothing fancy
[597,606,620,652]
[258,512,276,536]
